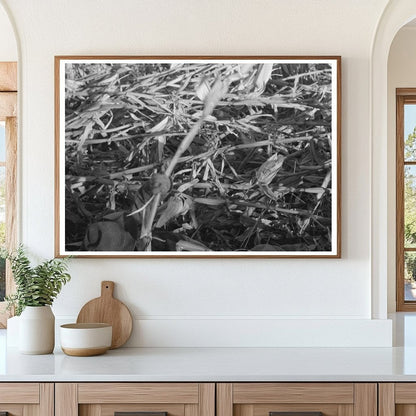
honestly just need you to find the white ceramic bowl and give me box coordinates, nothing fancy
[60,323,112,356]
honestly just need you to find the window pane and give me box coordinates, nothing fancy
[405,165,416,247]
[405,252,416,301]
[405,104,416,161]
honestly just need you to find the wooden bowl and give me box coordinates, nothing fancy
[60,323,112,356]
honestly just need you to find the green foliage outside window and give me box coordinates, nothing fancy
[405,127,416,281]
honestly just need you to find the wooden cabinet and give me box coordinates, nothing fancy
[0,383,53,416]
[1,380,411,416]
[55,383,215,416]
[379,383,416,416]
[217,383,377,416]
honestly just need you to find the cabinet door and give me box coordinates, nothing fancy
[55,383,215,416]
[217,383,377,416]
[379,383,416,416]
[0,383,53,416]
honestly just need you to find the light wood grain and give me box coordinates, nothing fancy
[397,93,407,311]
[0,383,39,403]
[216,384,233,416]
[354,383,377,416]
[395,89,416,311]
[185,403,199,416]
[80,404,101,416]
[233,404,242,416]
[395,383,416,403]
[5,116,17,294]
[379,383,395,416]
[54,56,61,258]
[55,383,78,416]
[336,56,342,258]
[237,405,254,416]
[0,92,16,120]
[78,383,199,404]
[77,281,133,348]
[0,62,17,91]
[233,383,353,404]
[199,384,215,416]
[397,405,416,416]
[397,88,416,96]
[38,383,54,416]
[23,404,38,416]
[338,404,354,416]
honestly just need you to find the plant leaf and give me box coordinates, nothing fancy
[195,78,211,101]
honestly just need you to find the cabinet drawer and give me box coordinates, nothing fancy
[56,383,215,416]
[78,383,200,404]
[217,383,376,416]
[0,383,53,415]
[0,383,39,404]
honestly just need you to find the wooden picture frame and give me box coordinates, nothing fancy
[55,56,341,258]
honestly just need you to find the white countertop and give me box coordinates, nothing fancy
[2,346,416,382]
[2,313,416,382]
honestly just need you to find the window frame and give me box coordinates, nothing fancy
[0,62,17,327]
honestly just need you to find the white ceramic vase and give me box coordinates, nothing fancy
[19,306,55,354]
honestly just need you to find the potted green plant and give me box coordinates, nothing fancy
[4,246,71,354]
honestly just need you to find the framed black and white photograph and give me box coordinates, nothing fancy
[55,56,341,258]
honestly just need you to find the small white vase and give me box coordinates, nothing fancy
[19,306,55,354]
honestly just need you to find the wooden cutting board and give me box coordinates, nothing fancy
[76,281,133,349]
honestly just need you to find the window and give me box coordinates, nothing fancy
[0,62,17,326]
[0,121,6,299]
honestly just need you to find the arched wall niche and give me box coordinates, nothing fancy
[371,0,416,319]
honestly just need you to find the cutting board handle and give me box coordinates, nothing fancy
[101,281,115,298]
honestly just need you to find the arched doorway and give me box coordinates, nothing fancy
[371,1,416,319]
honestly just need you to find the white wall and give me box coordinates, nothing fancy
[0,0,393,346]
[387,26,416,312]
[0,3,16,61]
